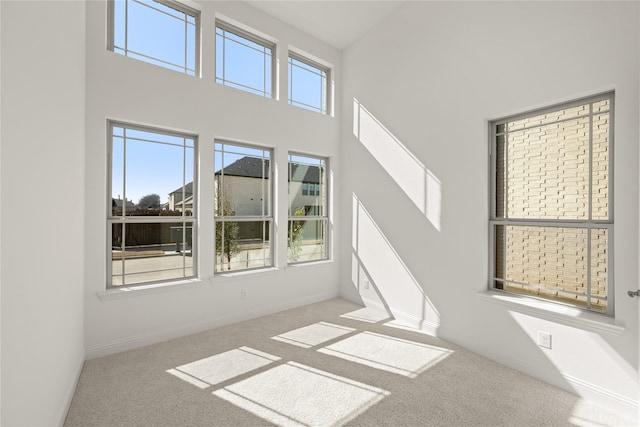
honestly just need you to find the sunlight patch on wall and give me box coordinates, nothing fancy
[353,98,441,231]
[352,194,440,333]
[272,322,355,349]
[167,346,280,389]
[213,361,389,426]
[319,331,452,378]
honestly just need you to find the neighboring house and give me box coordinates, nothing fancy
[111,198,136,215]
[167,182,194,214]
[169,156,322,239]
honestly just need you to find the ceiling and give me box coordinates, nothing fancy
[245,1,405,50]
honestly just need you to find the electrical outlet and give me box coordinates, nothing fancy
[538,331,552,349]
[241,289,247,300]
[364,279,370,289]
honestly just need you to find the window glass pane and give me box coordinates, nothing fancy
[592,112,610,220]
[590,228,608,312]
[288,219,326,263]
[288,56,327,114]
[289,57,326,113]
[216,26,272,97]
[215,143,270,217]
[111,136,126,216]
[111,0,197,75]
[288,155,325,217]
[502,226,589,307]
[112,127,194,217]
[215,220,271,272]
[111,221,194,286]
[507,117,591,220]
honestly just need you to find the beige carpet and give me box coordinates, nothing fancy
[65,298,634,426]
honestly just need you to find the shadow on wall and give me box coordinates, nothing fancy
[353,98,441,231]
[351,193,440,335]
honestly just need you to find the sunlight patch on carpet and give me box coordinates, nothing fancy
[167,346,280,389]
[271,321,355,349]
[340,307,391,323]
[213,361,389,426]
[318,331,452,378]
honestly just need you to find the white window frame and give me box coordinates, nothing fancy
[215,20,275,98]
[288,153,329,264]
[107,121,198,288]
[214,141,273,273]
[107,0,200,76]
[489,92,614,315]
[288,51,330,115]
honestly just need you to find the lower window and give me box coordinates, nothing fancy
[288,153,329,263]
[489,93,613,314]
[215,141,273,272]
[108,122,196,288]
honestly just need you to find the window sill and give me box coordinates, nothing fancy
[98,278,205,301]
[478,290,624,335]
[286,259,334,269]
[212,267,279,280]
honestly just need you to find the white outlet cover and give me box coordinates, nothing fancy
[538,331,552,349]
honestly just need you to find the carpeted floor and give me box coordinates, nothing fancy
[65,298,635,426]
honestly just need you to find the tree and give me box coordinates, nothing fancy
[215,184,240,270]
[287,207,306,262]
[138,193,161,210]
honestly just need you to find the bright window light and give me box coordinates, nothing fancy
[110,0,199,75]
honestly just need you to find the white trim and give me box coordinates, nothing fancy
[86,291,338,359]
[454,333,637,422]
[478,291,624,335]
[98,278,205,301]
[361,297,440,336]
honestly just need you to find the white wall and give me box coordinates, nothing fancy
[0,1,86,425]
[84,1,342,358]
[340,1,639,419]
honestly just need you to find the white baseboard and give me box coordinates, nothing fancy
[85,290,338,360]
[59,348,85,426]
[360,297,439,336]
[455,337,638,422]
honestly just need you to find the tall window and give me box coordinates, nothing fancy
[288,52,329,114]
[216,21,274,98]
[288,154,328,263]
[490,93,613,314]
[109,0,199,75]
[108,122,196,287]
[215,142,272,272]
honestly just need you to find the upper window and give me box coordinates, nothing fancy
[288,52,329,114]
[108,122,196,288]
[215,142,272,272]
[216,21,274,98]
[109,0,199,75]
[288,154,329,263]
[490,93,613,314]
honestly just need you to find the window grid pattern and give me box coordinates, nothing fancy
[111,0,198,75]
[215,142,273,272]
[491,93,613,314]
[288,54,328,114]
[288,153,328,264]
[216,23,273,98]
[108,122,196,288]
